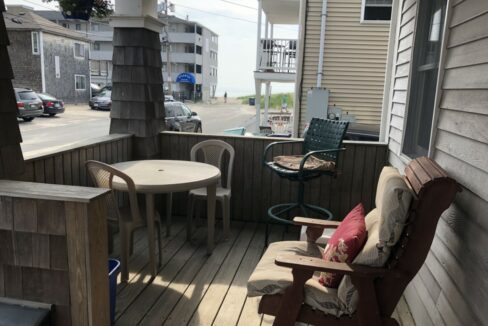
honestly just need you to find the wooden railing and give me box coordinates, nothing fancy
[13,134,133,186]
[160,132,388,222]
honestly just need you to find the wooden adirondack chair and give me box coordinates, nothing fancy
[253,157,461,326]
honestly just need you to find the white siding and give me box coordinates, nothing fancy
[386,0,488,324]
[297,0,390,134]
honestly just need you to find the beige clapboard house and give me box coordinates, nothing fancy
[255,0,392,135]
[295,0,391,134]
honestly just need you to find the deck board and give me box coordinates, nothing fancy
[113,222,415,325]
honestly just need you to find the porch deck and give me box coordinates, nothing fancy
[112,221,415,326]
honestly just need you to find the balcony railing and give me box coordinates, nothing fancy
[258,38,297,74]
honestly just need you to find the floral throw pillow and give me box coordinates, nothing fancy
[319,203,367,288]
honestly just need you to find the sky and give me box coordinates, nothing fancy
[5,0,298,97]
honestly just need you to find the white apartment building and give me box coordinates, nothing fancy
[36,11,219,102]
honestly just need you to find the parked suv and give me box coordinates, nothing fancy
[14,88,43,122]
[164,101,202,132]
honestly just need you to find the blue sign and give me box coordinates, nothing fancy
[176,73,196,84]
[176,72,195,84]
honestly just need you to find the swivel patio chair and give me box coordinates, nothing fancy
[86,160,163,282]
[247,157,461,326]
[187,140,235,240]
[263,118,349,245]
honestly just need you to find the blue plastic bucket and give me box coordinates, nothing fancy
[108,259,120,325]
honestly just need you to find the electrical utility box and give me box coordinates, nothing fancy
[306,88,329,122]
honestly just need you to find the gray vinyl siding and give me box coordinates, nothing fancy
[387,0,488,324]
[298,0,390,134]
[387,0,416,171]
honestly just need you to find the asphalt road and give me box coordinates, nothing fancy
[19,101,256,158]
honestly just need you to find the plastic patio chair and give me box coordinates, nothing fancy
[85,160,162,282]
[187,140,235,240]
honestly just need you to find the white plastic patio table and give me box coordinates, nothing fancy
[111,160,221,278]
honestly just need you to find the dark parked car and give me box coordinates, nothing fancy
[14,88,43,122]
[37,93,65,116]
[164,101,202,132]
[89,90,112,110]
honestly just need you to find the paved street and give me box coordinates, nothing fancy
[19,99,257,158]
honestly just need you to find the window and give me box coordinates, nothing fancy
[173,104,184,117]
[185,44,195,53]
[186,64,195,73]
[31,31,40,55]
[196,45,202,55]
[196,26,202,35]
[75,23,81,30]
[196,64,202,74]
[74,43,85,58]
[403,0,446,158]
[91,60,100,75]
[93,42,100,51]
[75,75,86,90]
[100,61,108,76]
[62,23,68,28]
[91,23,99,31]
[181,104,192,116]
[185,25,194,33]
[165,104,176,118]
[362,0,392,22]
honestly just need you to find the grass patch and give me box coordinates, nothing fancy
[237,92,294,109]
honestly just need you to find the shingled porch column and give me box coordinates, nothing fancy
[109,0,165,159]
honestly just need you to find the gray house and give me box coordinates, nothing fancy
[5,5,90,103]
[36,11,219,102]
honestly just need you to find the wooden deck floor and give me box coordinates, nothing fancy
[112,221,414,326]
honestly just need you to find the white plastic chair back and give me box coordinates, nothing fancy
[190,140,235,189]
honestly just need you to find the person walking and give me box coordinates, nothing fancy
[224,91,228,103]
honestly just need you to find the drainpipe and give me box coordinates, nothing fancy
[39,31,46,92]
[316,0,328,87]
[255,0,263,129]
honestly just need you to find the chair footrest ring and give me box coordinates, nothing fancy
[267,203,333,225]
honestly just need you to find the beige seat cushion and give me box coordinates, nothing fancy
[247,241,346,317]
[338,166,413,314]
[273,155,335,171]
[375,166,413,247]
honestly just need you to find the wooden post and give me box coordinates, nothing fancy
[0,0,25,179]
[0,180,111,325]
[109,0,166,159]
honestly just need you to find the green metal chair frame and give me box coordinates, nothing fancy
[263,118,349,245]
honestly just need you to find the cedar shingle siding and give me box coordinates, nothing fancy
[7,30,42,92]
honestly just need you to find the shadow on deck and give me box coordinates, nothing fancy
[112,221,415,326]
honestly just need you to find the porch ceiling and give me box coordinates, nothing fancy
[262,0,300,24]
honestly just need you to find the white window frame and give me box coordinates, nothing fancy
[74,42,85,59]
[31,31,40,55]
[93,42,100,51]
[360,0,392,24]
[400,0,448,160]
[74,74,86,91]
